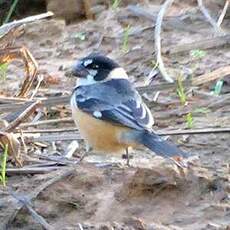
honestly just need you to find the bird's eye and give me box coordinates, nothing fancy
[91,64,99,69]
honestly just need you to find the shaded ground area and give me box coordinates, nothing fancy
[0,1,230,229]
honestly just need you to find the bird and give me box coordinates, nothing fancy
[70,53,190,166]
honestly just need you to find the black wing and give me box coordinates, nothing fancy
[71,79,154,131]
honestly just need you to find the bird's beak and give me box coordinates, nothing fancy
[71,61,89,78]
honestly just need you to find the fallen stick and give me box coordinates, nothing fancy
[6,166,63,175]
[127,5,158,21]
[192,65,230,86]
[2,101,41,132]
[0,11,54,35]
[163,34,230,54]
[20,117,73,128]
[0,96,31,103]
[16,127,78,133]
[27,133,81,142]
[0,96,69,113]
[4,167,75,229]
[9,189,53,230]
[158,127,230,135]
[207,93,230,109]
[127,5,197,33]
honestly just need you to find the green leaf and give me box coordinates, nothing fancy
[151,60,159,70]
[121,25,131,53]
[176,75,187,105]
[112,0,121,9]
[0,143,8,186]
[213,79,224,95]
[186,113,193,129]
[3,0,19,24]
[0,63,8,81]
[73,32,86,41]
[190,49,206,59]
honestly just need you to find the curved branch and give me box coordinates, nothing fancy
[155,0,174,83]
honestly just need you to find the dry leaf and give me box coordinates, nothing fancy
[0,132,22,166]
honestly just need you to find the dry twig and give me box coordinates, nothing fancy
[30,75,44,99]
[217,0,229,27]
[154,0,174,83]
[9,189,53,230]
[20,117,73,128]
[3,101,41,132]
[0,11,54,35]
[4,167,75,228]
[197,0,223,33]
[163,34,230,54]
[6,166,63,175]
[192,65,230,86]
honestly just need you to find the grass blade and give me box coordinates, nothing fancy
[3,0,19,24]
[0,143,8,186]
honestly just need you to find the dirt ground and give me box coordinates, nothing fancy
[0,1,230,230]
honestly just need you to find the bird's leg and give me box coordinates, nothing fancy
[125,148,130,167]
[85,142,93,152]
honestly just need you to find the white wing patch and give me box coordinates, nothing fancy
[143,103,154,127]
[83,59,93,67]
[93,111,102,118]
[140,103,146,119]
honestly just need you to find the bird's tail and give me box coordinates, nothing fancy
[138,131,190,160]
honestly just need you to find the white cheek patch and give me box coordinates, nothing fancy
[93,111,102,118]
[88,69,98,77]
[83,59,93,67]
[76,74,97,86]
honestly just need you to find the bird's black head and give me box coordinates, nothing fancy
[72,53,120,82]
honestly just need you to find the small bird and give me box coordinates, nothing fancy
[70,53,190,166]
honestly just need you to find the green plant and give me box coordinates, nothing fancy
[213,79,224,95]
[73,32,86,41]
[112,0,121,9]
[189,49,206,79]
[0,63,8,81]
[3,0,19,24]
[190,49,206,59]
[151,60,159,70]
[122,25,131,53]
[176,75,187,105]
[186,113,193,129]
[176,75,195,128]
[0,143,8,186]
